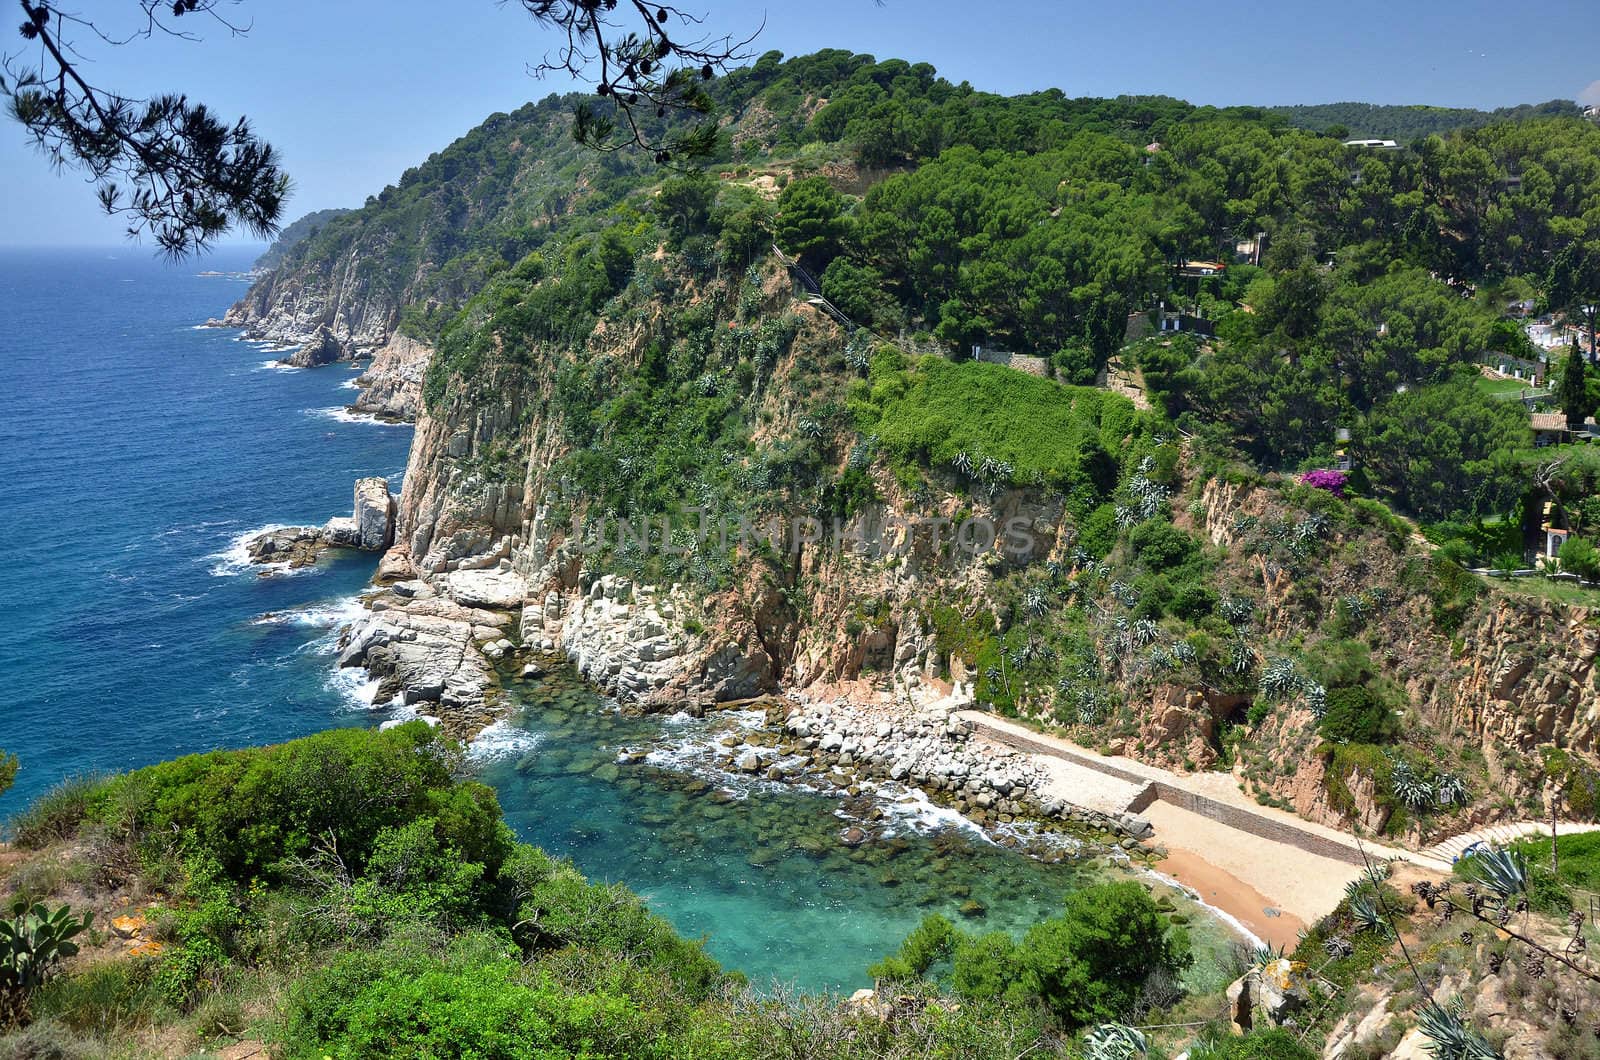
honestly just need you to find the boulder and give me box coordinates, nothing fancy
[280,325,345,368]
[352,477,396,550]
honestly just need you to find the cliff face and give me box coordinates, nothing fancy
[223,252,401,355]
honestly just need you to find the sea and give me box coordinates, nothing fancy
[0,246,1241,992]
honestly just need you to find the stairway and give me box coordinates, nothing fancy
[1424,821,1600,864]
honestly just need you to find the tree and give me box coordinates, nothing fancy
[4,1,289,255]
[1559,535,1600,581]
[1019,881,1190,1028]
[1559,338,1597,429]
[774,175,847,269]
[0,751,14,799]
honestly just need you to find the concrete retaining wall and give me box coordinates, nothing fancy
[966,717,1369,867]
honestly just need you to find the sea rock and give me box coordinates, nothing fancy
[245,526,324,568]
[280,325,346,368]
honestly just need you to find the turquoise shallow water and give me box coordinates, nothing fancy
[0,247,1240,992]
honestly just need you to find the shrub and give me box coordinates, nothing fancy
[1128,519,1197,570]
[8,776,105,850]
[1559,535,1600,581]
[1021,882,1189,1030]
[89,723,509,884]
[1318,686,1396,744]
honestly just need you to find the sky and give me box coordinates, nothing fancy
[3,0,1599,248]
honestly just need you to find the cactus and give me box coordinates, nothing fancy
[0,897,93,992]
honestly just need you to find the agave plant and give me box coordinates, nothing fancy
[1345,885,1389,937]
[798,417,823,440]
[1219,595,1254,627]
[1229,636,1256,676]
[951,450,974,476]
[1170,640,1197,665]
[1416,999,1502,1060]
[1259,657,1302,698]
[1462,847,1528,901]
[1023,586,1051,618]
[1082,1023,1147,1060]
[1109,580,1139,608]
[1115,503,1139,529]
[1304,682,1328,717]
[1434,772,1468,807]
[1389,760,1436,811]
[1340,593,1368,623]
[1131,618,1160,648]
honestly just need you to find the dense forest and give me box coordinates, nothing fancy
[1269,99,1582,140]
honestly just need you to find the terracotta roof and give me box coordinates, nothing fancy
[1531,412,1568,432]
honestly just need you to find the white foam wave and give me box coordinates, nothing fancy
[257,359,299,372]
[338,378,362,391]
[327,666,387,708]
[207,523,293,576]
[1143,867,1266,949]
[467,721,545,763]
[254,595,368,632]
[307,406,404,427]
[870,783,995,844]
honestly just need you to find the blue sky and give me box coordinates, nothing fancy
[4,0,1599,248]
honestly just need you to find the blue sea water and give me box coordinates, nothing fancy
[0,247,1241,992]
[0,246,411,809]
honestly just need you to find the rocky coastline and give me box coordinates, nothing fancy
[243,477,396,570]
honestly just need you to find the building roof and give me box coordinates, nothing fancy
[1531,412,1568,432]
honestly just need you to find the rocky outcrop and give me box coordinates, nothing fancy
[337,584,513,739]
[244,478,395,570]
[279,325,348,368]
[351,334,432,422]
[222,251,397,353]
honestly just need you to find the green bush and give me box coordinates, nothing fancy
[89,723,509,884]
[8,776,104,850]
[502,846,724,998]
[1019,881,1190,1029]
[1318,686,1397,744]
[875,882,1190,1031]
[1560,535,1600,581]
[1203,1028,1319,1059]
[1128,519,1197,569]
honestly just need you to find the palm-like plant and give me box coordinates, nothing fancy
[1462,847,1528,901]
[1082,1023,1147,1060]
[1416,1000,1502,1060]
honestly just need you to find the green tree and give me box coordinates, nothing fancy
[1559,338,1597,429]
[0,751,14,799]
[1559,535,1600,581]
[774,175,848,269]
[1018,881,1190,1028]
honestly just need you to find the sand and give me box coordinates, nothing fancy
[1140,800,1364,947]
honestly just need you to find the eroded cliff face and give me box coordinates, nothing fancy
[223,252,402,355]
